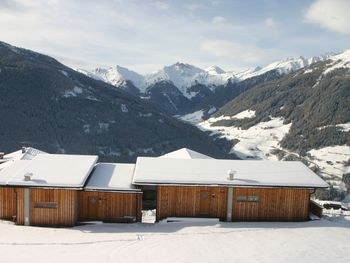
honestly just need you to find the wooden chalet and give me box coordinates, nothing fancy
[0,147,329,226]
[80,163,142,223]
[0,154,97,226]
[132,151,329,222]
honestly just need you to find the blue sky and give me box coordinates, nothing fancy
[0,0,349,73]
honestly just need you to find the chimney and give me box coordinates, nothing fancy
[0,152,4,159]
[227,169,236,181]
[24,172,33,181]
[21,147,26,153]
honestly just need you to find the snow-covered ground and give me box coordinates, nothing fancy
[308,146,350,180]
[1,213,350,263]
[196,112,349,193]
[198,115,291,160]
[179,110,204,124]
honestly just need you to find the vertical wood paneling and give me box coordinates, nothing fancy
[232,188,311,221]
[78,191,141,222]
[156,186,227,221]
[29,189,78,226]
[15,188,78,226]
[0,187,17,220]
[16,188,24,225]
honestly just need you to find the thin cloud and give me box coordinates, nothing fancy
[264,17,276,29]
[150,1,170,10]
[212,16,225,24]
[201,40,274,64]
[184,3,204,11]
[305,0,350,35]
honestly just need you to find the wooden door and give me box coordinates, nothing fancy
[199,190,210,216]
[87,196,99,220]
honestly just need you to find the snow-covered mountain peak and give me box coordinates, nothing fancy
[145,63,207,98]
[236,54,333,80]
[89,65,147,91]
[233,67,261,80]
[94,67,109,75]
[307,53,334,64]
[206,65,226,75]
[164,62,205,76]
[324,50,350,75]
[261,56,308,74]
[79,50,340,98]
[330,49,350,62]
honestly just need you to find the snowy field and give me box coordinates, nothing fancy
[195,111,349,189]
[198,114,292,160]
[1,213,350,263]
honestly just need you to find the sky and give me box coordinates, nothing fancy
[0,0,349,73]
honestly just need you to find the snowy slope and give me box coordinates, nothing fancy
[198,113,292,160]
[1,214,350,263]
[78,66,147,92]
[145,63,205,92]
[236,54,333,80]
[324,50,350,75]
[145,63,238,98]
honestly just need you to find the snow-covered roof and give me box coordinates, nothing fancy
[159,148,213,159]
[0,147,46,171]
[0,160,31,185]
[0,154,98,188]
[85,163,141,192]
[133,157,329,188]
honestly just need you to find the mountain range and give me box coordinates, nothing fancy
[0,41,233,162]
[0,40,349,200]
[78,53,333,116]
[198,50,350,199]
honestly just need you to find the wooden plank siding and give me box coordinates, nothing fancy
[0,187,17,220]
[232,188,311,221]
[156,186,227,221]
[16,188,25,225]
[78,191,142,222]
[16,188,78,226]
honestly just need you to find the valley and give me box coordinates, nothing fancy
[0,41,349,200]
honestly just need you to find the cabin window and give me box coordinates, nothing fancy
[237,195,259,202]
[247,195,259,202]
[237,196,247,202]
[34,202,58,209]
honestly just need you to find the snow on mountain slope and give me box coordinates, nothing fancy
[237,54,333,80]
[198,110,349,191]
[145,63,205,98]
[308,146,350,181]
[324,50,350,75]
[78,66,147,92]
[198,113,292,160]
[145,63,236,98]
[206,65,225,75]
[79,51,337,98]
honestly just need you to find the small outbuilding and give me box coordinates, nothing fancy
[0,154,97,226]
[133,157,329,222]
[79,163,142,223]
